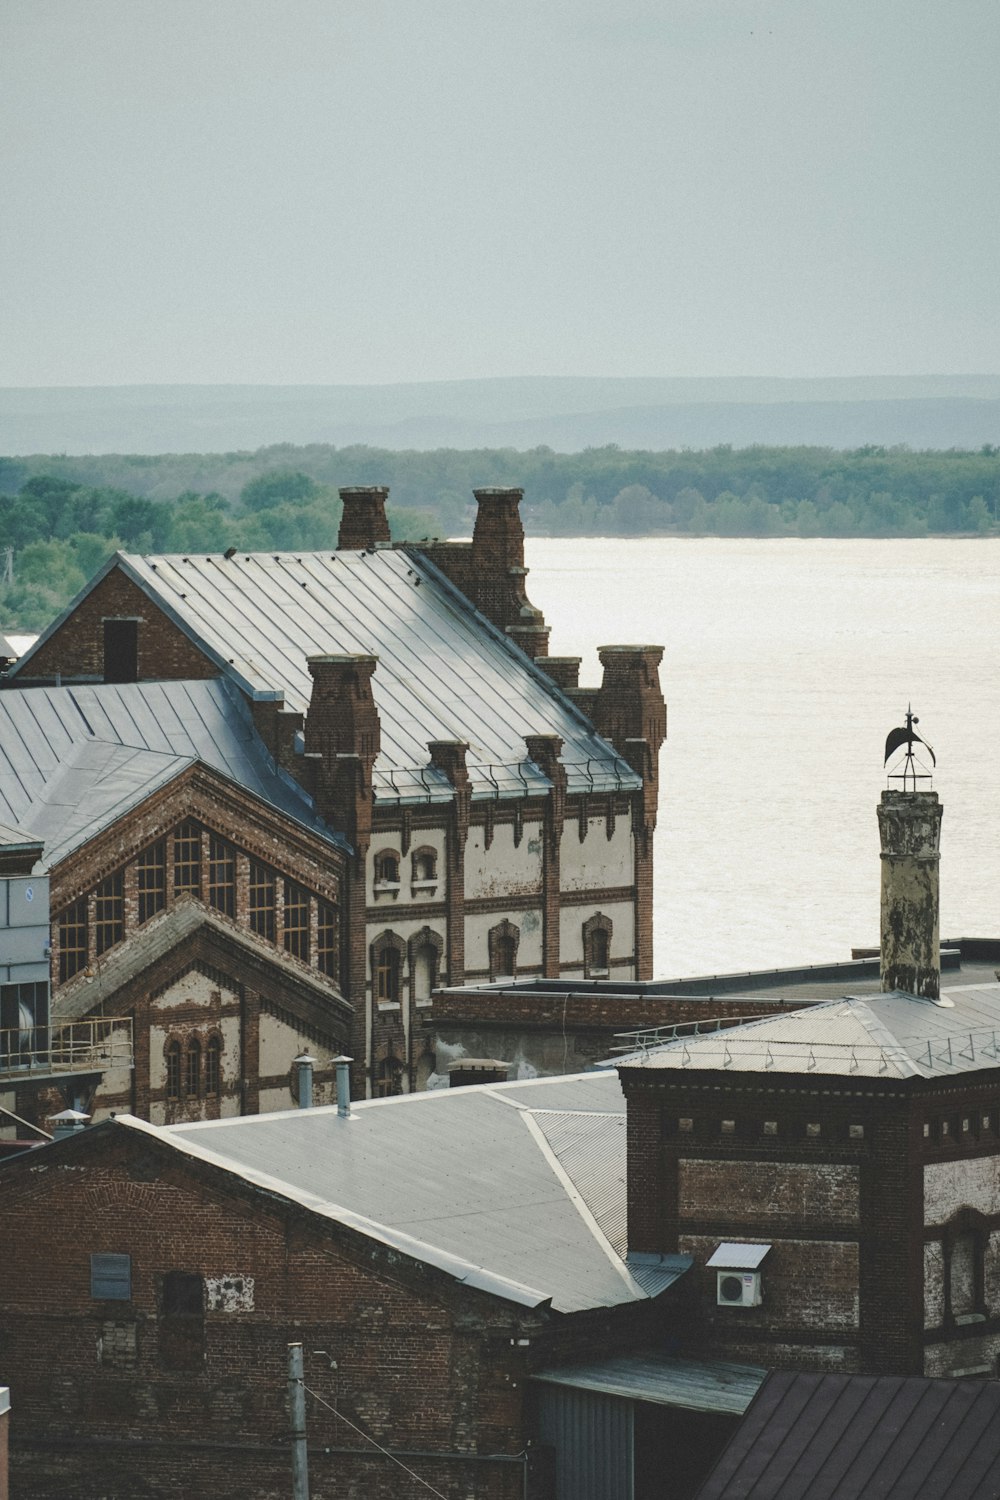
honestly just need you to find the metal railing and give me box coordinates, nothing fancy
[0,1016,134,1080]
[373,755,638,803]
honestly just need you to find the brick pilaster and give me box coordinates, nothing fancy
[525,735,565,980]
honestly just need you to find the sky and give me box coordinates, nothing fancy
[2,0,999,386]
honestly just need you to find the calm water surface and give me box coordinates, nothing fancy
[527,537,1000,978]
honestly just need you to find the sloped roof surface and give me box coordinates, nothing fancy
[164,1070,684,1314]
[695,1370,1000,1500]
[0,678,345,864]
[17,549,638,804]
[616,981,1000,1081]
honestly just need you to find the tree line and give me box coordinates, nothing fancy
[0,442,996,630]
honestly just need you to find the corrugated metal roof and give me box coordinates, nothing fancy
[532,1354,766,1416]
[707,1243,771,1270]
[616,982,1000,1081]
[161,1070,684,1315]
[0,678,346,864]
[695,1371,1000,1500]
[15,549,638,805]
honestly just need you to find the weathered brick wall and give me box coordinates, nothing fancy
[21,567,216,684]
[678,1159,860,1227]
[0,1129,542,1500]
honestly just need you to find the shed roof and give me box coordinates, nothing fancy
[532,1353,766,1416]
[13,548,639,805]
[158,1070,684,1315]
[615,981,1000,1081]
[0,677,345,865]
[695,1370,1000,1500]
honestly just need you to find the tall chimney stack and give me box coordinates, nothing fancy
[338,486,391,550]
[878,789,943,999]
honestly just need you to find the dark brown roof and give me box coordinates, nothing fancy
[695,1370,1000,1500]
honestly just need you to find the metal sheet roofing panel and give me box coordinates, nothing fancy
[695,1371,1000,1500]
[532,1354,766,1416]
[0,678,345,863]
[617,982,1000,1081]
[77,549,641,805]
[165,1071,665,1314]
[707,1243,771,1270]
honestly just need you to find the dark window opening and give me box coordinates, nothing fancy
[205,1036,221,1096]
[375,1053,403,1097]
[411,849,437,883]
[208,835,235,918]
[583,913,613,978]
[103,618,139,684]
[184,1038,201,1098]
[375,946,401,1004]
[317,901,338,979]
[94,872,124,955]
[283,880,310,960]
[137,842,166,924]
[488,920,520,982]
[59,898,89,981]
[249,861,276,942]
[374,851,400,886]
[160,1270,205,1370]
[165,1040,181,1101]
[174,821,201,897]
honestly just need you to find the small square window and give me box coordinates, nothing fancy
[678,1117,693,1133]
[721,1119,735,1134]
[942,1120,951,1137]
[849,1123,864,1140]
[91,1252,131,1301]
[963,1118,972,1134]
[806,1122,821,1138]
[763,1121,778,1136]
[923,1122,931,1138]
[983,1115,992,1132]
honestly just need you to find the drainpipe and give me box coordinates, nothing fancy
[294,1052,316,1110]
[334,1055,353,1117]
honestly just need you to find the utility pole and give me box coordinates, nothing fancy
[288,1341,309,1500]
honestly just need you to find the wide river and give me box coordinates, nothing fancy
[526,537,1000,979]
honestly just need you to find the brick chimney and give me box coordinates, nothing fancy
[471,488,550,658]
[304,654,380,771]
[878,789,943,999]
[338,486,391,550]
[592,646,667,764]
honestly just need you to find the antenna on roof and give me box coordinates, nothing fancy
[884,705,935,791]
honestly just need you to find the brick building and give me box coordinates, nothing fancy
[0,1068,758,1500]
[618,780,1000,1378]
[4,485,666,1102]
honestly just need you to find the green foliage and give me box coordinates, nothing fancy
[0,441,997,632]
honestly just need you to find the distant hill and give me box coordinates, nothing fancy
[2,376,999,455]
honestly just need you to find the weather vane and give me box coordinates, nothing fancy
[884,706,935,791]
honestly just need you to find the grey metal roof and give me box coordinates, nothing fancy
[0,678,346,865]
[15,549,639,805]
[707,1243,771,1270]
[695,1371,1000,1500]
[615,980,1000,1081]
[158,1069,685,1315]
[532,1353,766,1416]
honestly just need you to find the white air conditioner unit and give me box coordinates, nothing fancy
[716,1270,762,1308]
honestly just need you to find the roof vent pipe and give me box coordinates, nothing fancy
[333,1055,353,1118]
[293,1052,316,1109]
[48,1108,90,1141]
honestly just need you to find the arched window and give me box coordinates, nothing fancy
[488,920,520,982]
[184,1038,201,1099]
[374,851,401,890]
[583,912,613,978]
[410,847,438,886]
[376,1051,403,1098]
[165,1040,181,1101]
[205,1036,222,1097]
[409,927,444,1005]
[371,931,406,1005]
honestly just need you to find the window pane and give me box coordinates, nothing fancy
[95,873,124,956]
[91,1252,131,1300]
[165,1041,181,1100]
[174,821,201,896]
[283,880,310,961]
[205,1038,221,1096]
[185,1039,201,1098]
[137,842,166,924]
[208,836,235,918]
[249,861,276,941]
[59,898,89,981]
[317,901,338,978]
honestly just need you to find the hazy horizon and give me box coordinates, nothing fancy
[3,0,998,388]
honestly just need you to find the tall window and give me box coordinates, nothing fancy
[59,898,89,982]
[165,1040,181,1100]
[208,835,235,918]
[103,618,138,684]
[205,1036,221,1097]
[137,842,166,924]
[317,901,338,979]
[374,851,400,887]
[184,1038,201,1099]
[374,943,402,1004]
[248,861,276,941]
[376,1052,403,1097]
[94,873,124,955]
[174,821,201,897]
[583,912,613,979]
[488,920,520,982]
[283,880,310,961]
